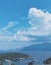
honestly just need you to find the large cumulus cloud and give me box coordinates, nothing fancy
[27,8,51,36]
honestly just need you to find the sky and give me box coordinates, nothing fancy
[0,0,51,50]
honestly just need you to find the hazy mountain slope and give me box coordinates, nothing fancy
[21,43,51,51]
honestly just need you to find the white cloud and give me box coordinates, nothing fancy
[27,8,51,36]
[0,36,13,42]
[0,22,18,42]
[0,22,32,42]
[2,22,18,34]
[0,21,18,35]
[13,30,31,41]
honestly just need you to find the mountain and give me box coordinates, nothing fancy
[21,43,51,51]
[0,42,51,53]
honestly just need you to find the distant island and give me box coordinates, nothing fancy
[0,52,29,61]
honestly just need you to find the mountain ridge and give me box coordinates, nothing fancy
[21,42,51,51]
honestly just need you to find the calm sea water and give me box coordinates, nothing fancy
[1,51,51,65]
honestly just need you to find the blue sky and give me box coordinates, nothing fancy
[0,0,51,50]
